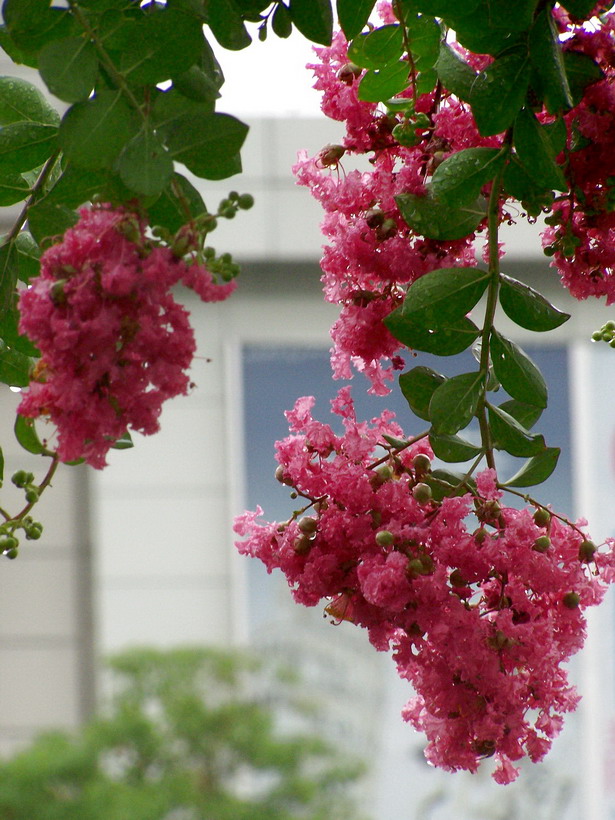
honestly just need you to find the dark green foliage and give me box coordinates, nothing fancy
[0,647,368,820]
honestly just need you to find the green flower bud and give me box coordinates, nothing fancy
[237,194,254,210]
[364,208,385,228]
[337,62,362,84]
[412,453,432,474]
[11,470,29,488]
[298,516,318,535]
[412,483,433,504]
[375,530,394,547]
[372,465,393,487]
[275,465,293,486]
[319,144,345,167]
[25,526,42,541]
[449,569,466,588]
[375,218,397,241]
[0,536,17,551]
[294,534,313,555]
[533,508,551,527]
[578,539,597,562]
[533,535,551,553]
[563,591,580,609]
[473,527,488,545]
[25,489,39,504]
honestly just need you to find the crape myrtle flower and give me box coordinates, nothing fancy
[234,389,615,782]
[18,205,235,468]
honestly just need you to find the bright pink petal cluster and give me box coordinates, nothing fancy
[18,206,235,468]
[234,390,615,782]
[295,17,500,393]
[541,16,615,301]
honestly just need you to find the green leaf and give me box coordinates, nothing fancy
[399,365,445,420]
[435,43,477,101]
[416,67,437,95]
[429,371,484,435]
[117,126,173,197]
[3,0,75,53]
[564,51,603,106]
[0,122,57,174]
[447,14,525,57]
[166,112,248,180]
[38,36,98,104]
[0,240,17,314]
[498,398,543,429]
[502,154,553,213]
[503,447,560,487]
[0,340,33,387]
[483,0,540,32]
[14,231,41,287]
[337,0,375,40]
[152,88,215,137]
[488,402,546,457]
[395,191,485,240]
[348,25,403,69]
[27,199,78,246]
[59,90,138,170]
[513,108,567,191]
[0,26,38,68]
[431,147,505,208]
[118,8,205,85]
[288,0,333,45]
[406,0,480,15]
[272,3,293,37]
[470,50,531,137]
[0,297,39,356]
[398,266,489,326]
[559,0,600,19]
[147,173,206,234]
[111,431,134,450]
[0,76,59,126]
[544,117,567,156]
[429,432,482,463]
[358,62,409,102]
[14,414,46,455]
[499,274,570,332]
[36,164,107,209]
[425,467,476,500]
[406,14,440,65]
[529,9,573,113]
[0,172,29,206]
[208,0,251,49]
[385,312,480,355]
[490,329,548,408]
[172,65,219,104]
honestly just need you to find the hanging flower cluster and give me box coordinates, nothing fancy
[236,0,615,786]
[235,388,615,783]
[18,206,235,468]
[294,29,496,394]
[542,13,615,302]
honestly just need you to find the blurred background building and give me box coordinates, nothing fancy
[0,34,614,820]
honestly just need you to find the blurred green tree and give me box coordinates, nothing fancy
[0,647,369,820]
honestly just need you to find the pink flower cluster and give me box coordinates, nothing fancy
[295,22,500,393]
[235,389,615,783]
[18,206,235,468]
[541,14,615,302]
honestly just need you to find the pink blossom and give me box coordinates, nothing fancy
[234,390,615,781]
[18,206,234,468]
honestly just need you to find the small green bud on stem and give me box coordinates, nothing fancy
[375,530,394,547]
[412,483,432,504]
